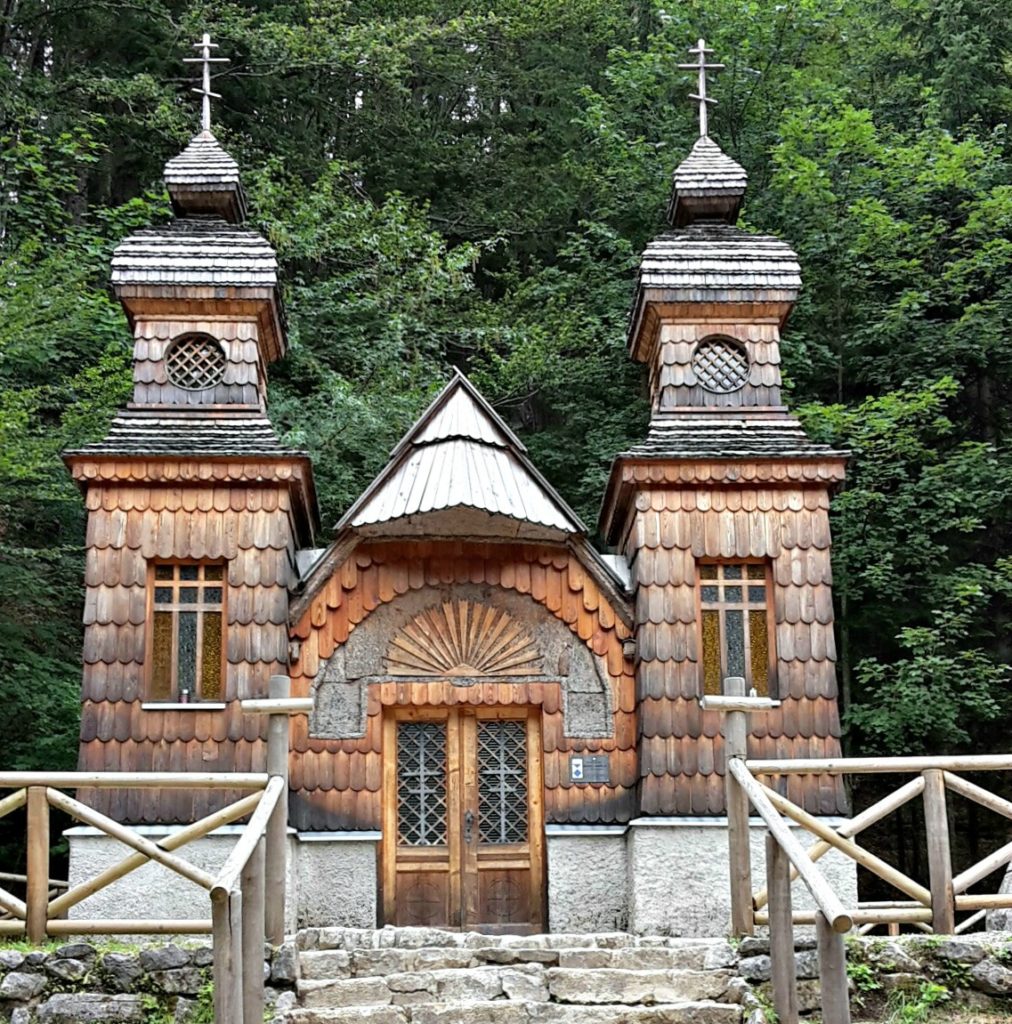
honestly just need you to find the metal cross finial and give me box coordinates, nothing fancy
[678,37,725,139]
[183,32,229,132]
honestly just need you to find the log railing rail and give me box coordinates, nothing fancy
[711,676,1012,1024]
[0,674,308,1024]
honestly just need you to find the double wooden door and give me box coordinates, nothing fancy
[382,707,544,933]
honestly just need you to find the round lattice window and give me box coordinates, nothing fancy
[165,334,227,390]
[691,337,750,393]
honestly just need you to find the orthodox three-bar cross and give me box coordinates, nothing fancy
[183,33,229,132]
[678,37,725,138]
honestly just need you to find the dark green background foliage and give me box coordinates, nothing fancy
[2,1,1010,793]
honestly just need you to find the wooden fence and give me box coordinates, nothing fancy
[0,675,308,1024]
[710,677,1012,1024]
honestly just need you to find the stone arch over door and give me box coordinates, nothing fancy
[309,584,614,740]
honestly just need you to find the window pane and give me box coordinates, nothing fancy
[204,587,222,604]
[702,610,721,695]
[201,612,222,701]
[724,586,742,602]
[701,585,719,603]
[725,610,745,678]
[699,564,718,580]
[204,565,223,581]
[154,587,173,604]
[151,612,173,700]
[155,565,174,580]
[749,610,770,696]
[747,565,765,580]
[178,612,197,695]
[179,588,198,604]
[724,565,743,580]
[179,565,199,581]
[748,586,766,604]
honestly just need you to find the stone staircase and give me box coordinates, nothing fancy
[278,928,753,1024]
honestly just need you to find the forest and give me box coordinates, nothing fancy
[0,0,1010,842]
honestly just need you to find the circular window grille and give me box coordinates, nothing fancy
[165,334,227,391]
[692,337,750,393]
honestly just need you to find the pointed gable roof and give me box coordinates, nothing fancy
[337,371,586,537]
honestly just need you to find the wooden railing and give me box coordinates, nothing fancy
[710,677,1012,1024]
[0,674,309,1024]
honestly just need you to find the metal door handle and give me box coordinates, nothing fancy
[464,809,474,844]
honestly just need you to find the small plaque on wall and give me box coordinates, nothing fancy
[569,754,610,784]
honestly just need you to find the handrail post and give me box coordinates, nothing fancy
[816,910,851,1024]
[265,673,291,944]
[724,676,754,935]
[212,888,243,1023]
[767,833,799,1024]
[26,787,49,943]
[241,837,266,1024]
[923,768,955,933]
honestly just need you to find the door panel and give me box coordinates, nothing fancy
[383,707,543,933]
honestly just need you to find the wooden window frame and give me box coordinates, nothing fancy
[696,560,777,697]
[145,561,227,704]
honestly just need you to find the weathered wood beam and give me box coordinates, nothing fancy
[943,772,1012,820]
[0,772,267,789]
[748,755,1012,775]
[723,677,754,936]
[212,776,284,898]
[0,789,27,820]
[766,833,799,1024]
[923,769,955,933]
[952,838,1012,895]
[816,911,852,1024]
[26,787,49,944]
[47,919,212,934]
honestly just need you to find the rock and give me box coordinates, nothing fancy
[191,946,214,968]
[0,949,26,971]
[298,976,393,1009]
[24,952,47,967]
[100,953,143,991]
[45,958,89,983]
[476,948,557,966]
[274,989,296,1014]
[703,941,738,970]
[794,979,822,1014]
[10,1008,31,1024]
[794,949,820,980]
[970,959,1012,996]
[174,996,199,1022]
[935,939,986,964]
[36,993,146,1022]
[987,863,1012,931]
[865,939,922,973]
[410,1005,526,1024]
[53,943,96,962]
[501,966,549,1001]
[737,937,769,957]
[546,967,731,1004]
[139,945,191,971]
[881,972,924,994]
[271,940,298,983]
[149,968,205,996]
[738,954,772,982]
[0,971,48,1000]
[413,949,477,971]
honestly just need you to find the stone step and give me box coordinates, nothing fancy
[300,947,561,980]
[297,965,732,1010]
[285,1001,742,1024]
[556,945,735,972]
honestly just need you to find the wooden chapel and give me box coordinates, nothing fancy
[63,38,852,936]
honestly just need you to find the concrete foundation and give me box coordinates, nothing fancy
[67,817,858,938]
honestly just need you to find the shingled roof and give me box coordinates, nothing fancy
[621,416,849,461]
[64,410,305,458]
[111,216,277,289]
[667,137,748,227]
[337,371,586,538]
[163,130,247,223]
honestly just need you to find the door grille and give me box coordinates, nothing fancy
[477,720,528,844]
[397,721,448,846]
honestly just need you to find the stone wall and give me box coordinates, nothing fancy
[0,940,296,1023]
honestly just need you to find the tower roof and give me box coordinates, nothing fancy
[667,136,748,227]
[164,130,247,223]
[337,371,586,538]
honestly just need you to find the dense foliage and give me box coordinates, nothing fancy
[1,0,1010,786]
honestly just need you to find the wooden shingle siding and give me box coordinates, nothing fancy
[623,485,846,816]
[287,540,637,831]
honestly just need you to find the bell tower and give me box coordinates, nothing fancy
[600,40,849,818]
[63,36,318,823]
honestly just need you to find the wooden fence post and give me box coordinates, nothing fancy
[923,768,955,933]
[766,833,799,1024]
[212,888,243,1023]
[816,910,851,1024]
[265,674,290,945]
[26,787,49,944]
[724,676,754,936]
[241,837,266,1024]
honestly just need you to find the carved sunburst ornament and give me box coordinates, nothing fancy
[387,601,543,677]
